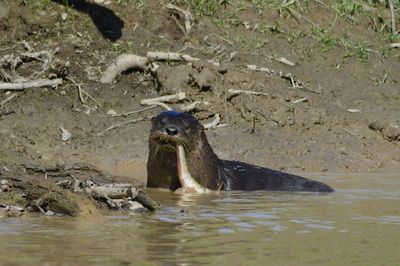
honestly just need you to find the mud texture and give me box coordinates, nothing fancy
[0,0,399,191]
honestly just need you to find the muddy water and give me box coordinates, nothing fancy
[0,175,399,265]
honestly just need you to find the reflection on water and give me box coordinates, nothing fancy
[1,175,400,265]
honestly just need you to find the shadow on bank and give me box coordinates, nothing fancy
[52,0,124,42]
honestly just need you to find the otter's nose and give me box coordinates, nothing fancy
[166,126,178,136]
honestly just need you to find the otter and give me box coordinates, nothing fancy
[147,111,334,193]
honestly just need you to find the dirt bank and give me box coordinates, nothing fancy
[0,0,399,191]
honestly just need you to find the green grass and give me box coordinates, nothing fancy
[189,0,222,15]
[111,41,135,54]
[332,0,365,18]
[166,0,224,16]
[373,70,388,86]
[310,26,370,61]
[35,0,51,9]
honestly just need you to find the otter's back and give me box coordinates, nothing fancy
[219,160,334,192]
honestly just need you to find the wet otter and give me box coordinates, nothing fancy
[147,111,334,192]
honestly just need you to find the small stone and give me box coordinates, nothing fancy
[106,109,117,116]
[61,12,68,21]
[60,126,72,141]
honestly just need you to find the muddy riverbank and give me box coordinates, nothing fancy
[0,0,399,207]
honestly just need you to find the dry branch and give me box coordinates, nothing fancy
[180,101,201,112]
[293,97,309,104]
[203,114,221,129]
[0,93,17,108]
[0,54,22,69]
[165,4,193,35]
[146,51,200,62]
[388,0,397,34]
[247,63,321,94]
[100,54,149,84]
[0,78,62,90]
[141,101,172,110]
[140,92,186,106]
[228,89,268,96]
[246,64,274,74]
[66,76,85,103]
[97,117,145,136]
[101,51,220,84]
[85,182,137,199]
[275,57,295,66]
[21,40,34,52]
[111,105,158,117]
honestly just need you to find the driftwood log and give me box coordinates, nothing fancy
[0,163,159,218]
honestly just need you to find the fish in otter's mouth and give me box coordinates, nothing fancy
[175,144,210,193]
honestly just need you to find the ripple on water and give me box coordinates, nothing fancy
[379,216,400,225]
[1,175,400,265]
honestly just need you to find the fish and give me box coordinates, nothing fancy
[176,144,210,193]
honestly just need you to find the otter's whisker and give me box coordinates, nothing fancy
[152,145,160,160]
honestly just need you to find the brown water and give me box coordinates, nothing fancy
[1,174,400,266]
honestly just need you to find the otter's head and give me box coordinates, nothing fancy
[149,111,204,152]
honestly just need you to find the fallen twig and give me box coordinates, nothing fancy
[111,105,158,117]
[82,88,102,107]
[279,72,321,94]
[275,56,295,66]
[211,33,235,46]
[66,76,85,103]
[21,49,58,62]
[228,89,268,96]
[97,117,145,136]
[293,97,309,104]
[342,128,357,137]
[0,54,22,69]
[0,78,62,90]
[21,40,34,52]
[100,54,149,84]
[0,93,17,108]
[180,101,201,112]
[146,51,200,62]
[171,14,187,36]
[140,92,186,106]
[390,43,400,48]
[247,63,321,94]
[85,182,135,199]
[388,0,397,34]
[142,101,172,110]
[165,3,194,36]
[203,114,221,129]
[66,76,101,107]
[100,51,220,84]
[246,64,274,74]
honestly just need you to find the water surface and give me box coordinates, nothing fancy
[0,175,399,265]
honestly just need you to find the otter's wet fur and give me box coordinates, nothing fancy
[147,111,334,192]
